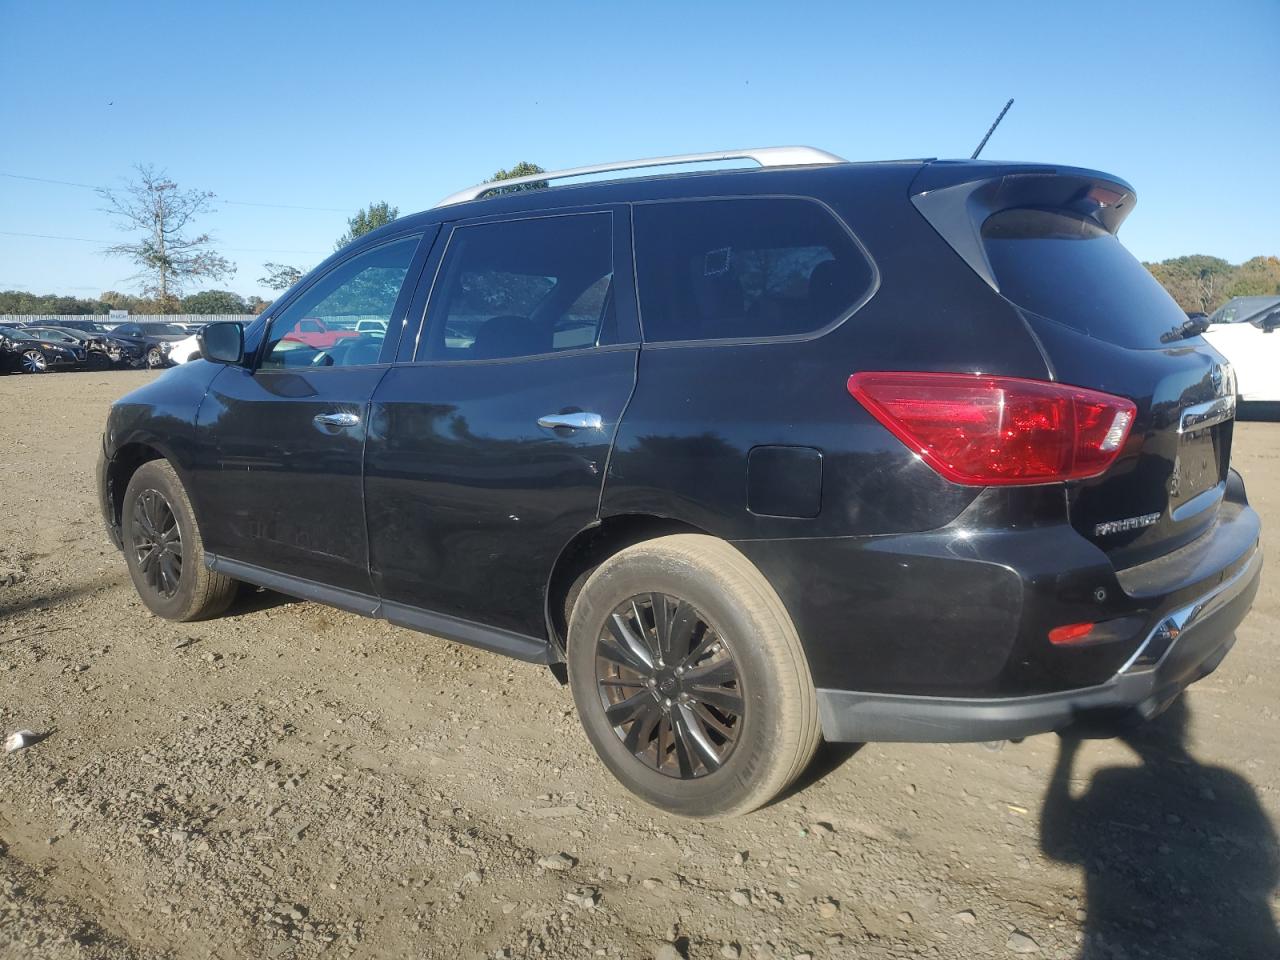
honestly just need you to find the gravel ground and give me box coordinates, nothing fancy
[1,369,1278,960]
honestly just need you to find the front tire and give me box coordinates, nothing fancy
[122,460,237,621]
[20,349,48,373]
[567,535,821,818]
[145,347,165,368]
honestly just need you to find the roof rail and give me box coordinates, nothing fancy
[435,146,846,207]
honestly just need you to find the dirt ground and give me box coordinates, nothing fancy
[1,369,1277,960]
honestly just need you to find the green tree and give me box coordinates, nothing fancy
[335,202,399,251]
[1144,255,1236,313]
[484,161,548,196]
[180,290,250,314]
[259,262,305,291]
[0,290,107,314]
[100,290,145,313]
[134,295,182,315]
[98,163,236,299]
[1224,256,1280,299]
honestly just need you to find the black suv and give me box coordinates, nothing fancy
[98,148,1262,817]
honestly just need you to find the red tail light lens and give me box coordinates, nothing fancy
[847,372,1136,486]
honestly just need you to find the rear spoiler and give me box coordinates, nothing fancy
[909,160,1136,291]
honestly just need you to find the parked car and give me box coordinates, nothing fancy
[281,317,361,350]
[28,318,113,335]
[1202,306,1280,417]
[20,325,123,369]
[1207,295,1280,326]
[0,324,85,372]
[107,322,190,368]
[166,332,203,365]
[98,147,1262,817]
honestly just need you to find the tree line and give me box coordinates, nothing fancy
[0,288,269,316]
[1142,255,1280,314]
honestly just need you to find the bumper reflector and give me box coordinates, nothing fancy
[1049,622,1096,645]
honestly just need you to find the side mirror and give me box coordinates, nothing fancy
[197,321,244,364]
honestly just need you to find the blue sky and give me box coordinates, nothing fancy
[2,0,1277,300]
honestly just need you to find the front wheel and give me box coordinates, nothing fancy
[20,349,48,373]
[145,347,165,368]
[121,460,237,621]
[567,535,821,818]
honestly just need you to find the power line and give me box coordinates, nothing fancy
[0,229,104,243]
[0,170,350,214]
[0,230,325,256]
[2,172,99,190]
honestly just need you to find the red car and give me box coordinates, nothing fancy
[281,318,359,349]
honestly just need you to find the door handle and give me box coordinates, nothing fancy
[314,411,361,428]
[537,412,603,431]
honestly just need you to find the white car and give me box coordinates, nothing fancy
[167,333,202,365]
[1202,307,1280,412]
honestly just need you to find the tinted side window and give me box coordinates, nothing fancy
[262,236,419,369]
[633,198,873,343]
[420,213,614,361]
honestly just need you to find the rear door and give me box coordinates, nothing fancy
[916,172,1236,567]
[364,206,638,642]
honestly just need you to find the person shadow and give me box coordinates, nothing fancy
[1041,697,1280,959]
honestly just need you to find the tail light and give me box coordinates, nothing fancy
[847,372,1136,486]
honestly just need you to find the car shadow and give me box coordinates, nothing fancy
[774,740,865,804]
[0,572,122,621]
[1040,696,1280,958]
[227,584,296,616]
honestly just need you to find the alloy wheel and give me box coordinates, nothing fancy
[20,350,47,373]
[595,593,743,778]
[146,348,163,368]
[130,489,183,598]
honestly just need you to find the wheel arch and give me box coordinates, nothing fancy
[101,437,196,544]
[544,513,712,665]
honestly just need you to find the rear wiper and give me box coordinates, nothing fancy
[1160,317,1210,343]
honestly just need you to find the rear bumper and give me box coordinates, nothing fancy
[734,468,1262,742]
[816,544,1260,741]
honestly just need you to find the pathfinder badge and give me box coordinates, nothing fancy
[1094,512,1162,536]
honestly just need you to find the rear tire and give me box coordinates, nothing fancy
[567,534,821,818]
[122,460,237,621]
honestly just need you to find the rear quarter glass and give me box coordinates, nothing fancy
[982,208,1188,350]
[632,197,874,344]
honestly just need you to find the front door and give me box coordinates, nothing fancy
[365,207,639,639]
[194,231,431,594]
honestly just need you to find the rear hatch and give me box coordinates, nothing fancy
[912,162,1236,568]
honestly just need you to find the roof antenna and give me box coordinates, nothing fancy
[970,98,1014,159]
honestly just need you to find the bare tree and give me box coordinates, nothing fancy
[99,164,235,304]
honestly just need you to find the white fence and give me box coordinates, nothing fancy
[0,314,256,326]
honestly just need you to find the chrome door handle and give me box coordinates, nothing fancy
[314,412,361,428]
[537,412,603,431]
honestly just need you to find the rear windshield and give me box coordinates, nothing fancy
[982,208,1188,349]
